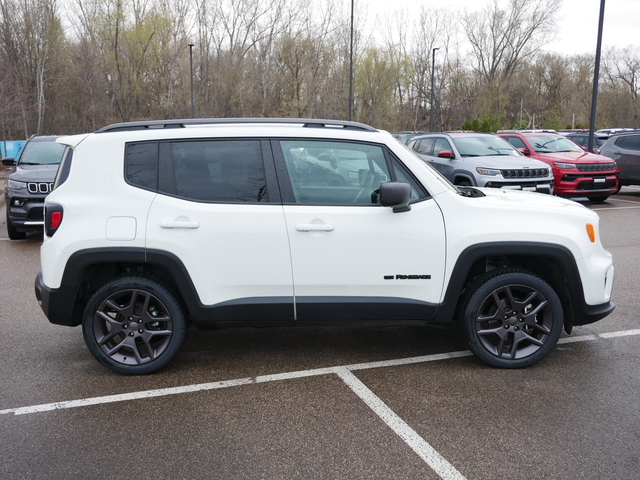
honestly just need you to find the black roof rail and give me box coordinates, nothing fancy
[95,118,378,133]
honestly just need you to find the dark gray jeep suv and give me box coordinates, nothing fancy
[2,135,65,239]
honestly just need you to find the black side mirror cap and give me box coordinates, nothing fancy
[380,181,411,213]
[2,157,16,166]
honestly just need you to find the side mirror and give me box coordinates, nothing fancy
[517,148,530,156]
[2,157,16,166]
[437,150,454,159]
[380,181,411,213]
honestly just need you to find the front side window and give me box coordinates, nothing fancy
[433,138,452,156]
[414,138,435,155]
[162,139,267,203]
[280,140,391,205]
[504,136,527,150]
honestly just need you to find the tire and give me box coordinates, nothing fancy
[459,270,563,368]
[82,276,187,374]
[6,210,26,240]
[587,195,609,203]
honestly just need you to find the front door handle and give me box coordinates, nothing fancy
[295,224,335,232]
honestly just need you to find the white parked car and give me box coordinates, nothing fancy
[35,118,615,374]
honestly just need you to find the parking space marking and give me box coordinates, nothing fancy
[2,329,638,418]
[2,330,639,480]
[334,366,467,480]
[599,329,640,338]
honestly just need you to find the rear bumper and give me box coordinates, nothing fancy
[34,271,80,326]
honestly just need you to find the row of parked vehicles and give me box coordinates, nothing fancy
[397,129,640,202]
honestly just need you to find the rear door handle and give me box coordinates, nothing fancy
[160,220,200,229]
[295,224,335,232]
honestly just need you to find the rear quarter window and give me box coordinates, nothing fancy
[125,142,159,191]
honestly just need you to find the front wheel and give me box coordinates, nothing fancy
[460,270,563,368]
[82,276,187,374]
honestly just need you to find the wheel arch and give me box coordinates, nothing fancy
[435,242,584,333]
[48,248,201,326]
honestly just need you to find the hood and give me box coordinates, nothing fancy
[469,155,550,170]
[474,186,591,212]
[533,150,614,163]
[10,164,59,183]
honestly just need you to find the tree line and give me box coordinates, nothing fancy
[0,0,638,139]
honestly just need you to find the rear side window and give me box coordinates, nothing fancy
[126,142,158,190]
[616,135,640,151]
[161,139,267,203]
[53,147,73,189]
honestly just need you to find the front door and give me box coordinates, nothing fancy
[275,139,447,322]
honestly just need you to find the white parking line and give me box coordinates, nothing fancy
[1,329,638,479]
[334,366,468,480]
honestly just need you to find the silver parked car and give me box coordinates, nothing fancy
[407,132,554,193]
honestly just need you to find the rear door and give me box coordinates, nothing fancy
[274,139,447,322]
[145,138,294,319]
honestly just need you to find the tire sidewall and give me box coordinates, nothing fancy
[82,276,187,375]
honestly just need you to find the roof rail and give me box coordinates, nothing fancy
[96,118,378,133]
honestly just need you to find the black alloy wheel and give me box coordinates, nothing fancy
[460,270,563,368]
[82,277,187,374]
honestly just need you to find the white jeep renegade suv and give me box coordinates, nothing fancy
[35,118,615,374]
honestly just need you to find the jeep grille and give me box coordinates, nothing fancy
[27,182,54,194]
[576,163,616,172]
[501,168,550,179]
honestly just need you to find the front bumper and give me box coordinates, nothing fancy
[5,192,46,232]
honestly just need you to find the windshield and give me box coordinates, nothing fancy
[451,136,519,157]
[17,138,65,166]
[528,135,582,154]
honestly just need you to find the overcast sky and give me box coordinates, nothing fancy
[363,0,639,55]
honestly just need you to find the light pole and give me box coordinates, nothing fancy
[348,0,354,121]
[588,0,606,152]
[430,47,439,132]
[188,43,195,119]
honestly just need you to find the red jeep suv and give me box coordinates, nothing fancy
[498,132,619,202]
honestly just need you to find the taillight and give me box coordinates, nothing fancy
[45,204,64,237]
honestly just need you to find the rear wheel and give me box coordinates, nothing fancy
[82,276,187,374]
[6,210,26,240]
[460,270,563,368]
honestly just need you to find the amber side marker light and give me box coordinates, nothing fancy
[586,223,596,243]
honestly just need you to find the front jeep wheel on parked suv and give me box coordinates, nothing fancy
[460,270,563,368]
[82,277,188,374]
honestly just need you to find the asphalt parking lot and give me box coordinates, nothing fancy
[1,181,639,480]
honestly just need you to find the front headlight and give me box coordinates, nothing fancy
[6,179,26,191]
[553,162,577,169]
[476,167,501,176]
